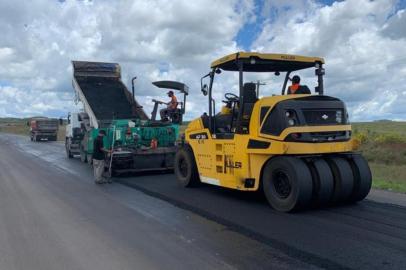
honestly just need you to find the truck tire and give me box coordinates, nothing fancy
[262,156,313,212]
[326,157,354,203]
[307,158,334,206]
[174,146,200,187]
[347,154,372,202]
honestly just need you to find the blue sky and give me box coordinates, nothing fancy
[236,0,406,50]
[236,0,339,50]
[0,0,405,121]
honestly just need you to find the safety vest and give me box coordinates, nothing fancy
[289,83,300,94]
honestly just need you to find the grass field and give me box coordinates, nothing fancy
[352,121,406,193]
[1,118,405,193]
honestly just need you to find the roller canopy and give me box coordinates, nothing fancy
[211,52,324,72]
[152,81,189,95]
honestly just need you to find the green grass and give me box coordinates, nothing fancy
[352,121,406,193]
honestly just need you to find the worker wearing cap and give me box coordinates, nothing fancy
[93,130,111,184]
[160,90,178,121]
[288,75,311,94]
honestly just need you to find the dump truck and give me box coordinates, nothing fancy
[66,61,188,176]
[29,117,59,141]
[174,52,372,212]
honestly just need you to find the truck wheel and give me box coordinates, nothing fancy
[80,147,87,163]
[174,146,200,187]
[30,136,33,141]
[33,135,37,142]
[347,154,372,202]
[326,157,354,203]
[307,158,334,206]
[262,156,313,212]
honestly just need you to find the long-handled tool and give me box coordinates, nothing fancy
[107,125,116,178]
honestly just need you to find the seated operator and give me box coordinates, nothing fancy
[160,90,178,121]
[287,75,311,94]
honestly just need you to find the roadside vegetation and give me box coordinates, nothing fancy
[1,118,405,193]
[352,121,406,193]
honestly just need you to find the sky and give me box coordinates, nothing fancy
[0,0,405,121]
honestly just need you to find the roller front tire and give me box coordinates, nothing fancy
[262,156,313,212]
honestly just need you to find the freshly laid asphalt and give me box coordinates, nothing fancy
[1,133,406,269]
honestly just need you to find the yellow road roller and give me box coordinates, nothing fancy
[174,52,371,212]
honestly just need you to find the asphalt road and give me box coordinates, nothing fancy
[1,133,406,269]
[0,133,318,270]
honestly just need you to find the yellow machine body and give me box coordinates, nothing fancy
[185,94,354,191]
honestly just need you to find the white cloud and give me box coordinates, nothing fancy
[0,0,405,122]
[0,0,256,119]
[252,0,406,121]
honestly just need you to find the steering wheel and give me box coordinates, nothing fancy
[224,93,239,102]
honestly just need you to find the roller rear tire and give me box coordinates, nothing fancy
[262,156,313,212]
[174,146,200,187]
[326,157,354,203]
[307,158,334,206]
[347,154,372,202]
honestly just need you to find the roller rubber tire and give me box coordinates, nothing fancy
[326,157,354,203]
[347,154,372,202]
[307,158,334,206]
[174,146,200,187]
[262,156,313,212]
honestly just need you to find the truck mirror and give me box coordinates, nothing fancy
[201,84,208,96]
[59,118,63,125]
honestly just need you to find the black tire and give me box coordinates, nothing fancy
[174,146,200,187]
[307,158,334,206]
[33,135,37,142]
[30,136,33,141]
[80,147,87,163]
[347,154,372,202]
[262,156,313,212]
[326,157,354,203]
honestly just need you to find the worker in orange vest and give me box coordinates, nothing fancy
[288,75,311,94]
[160,90,178,121]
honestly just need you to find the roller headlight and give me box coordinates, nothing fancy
[285,110,298,126]
[336,110,342,124]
